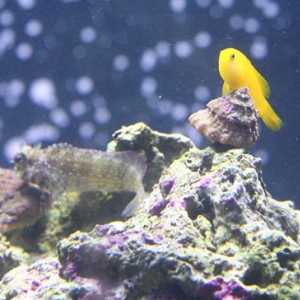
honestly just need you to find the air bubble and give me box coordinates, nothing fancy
[174,41,193,58]
[113,55,130,71]
[140,49,157,72]
[194,31,212,48]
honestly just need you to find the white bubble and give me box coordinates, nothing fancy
[196,0,211,8]
[194,31,212,48]
[155,41,171,59]
[10,79,25,97]
[174,41,193,58]
[140,49,157,72]
[157,99,173,116]
[252,0,269,9]
[0,10,15,27]
[244,18,260,34]
[229,14,244,30]
[17,0,36,10]
[0,28,16,56]
[80,26,97,43]
[15,42,33,60]
[78,122,95,139]
[29,78,58,109]
[25,19,43,37]
[194,85,211,102]
[49,107,70,128]
[169,0,186,13]
[113,55,130,71]
[0,79,25,106]
[94,107,111,124]
[3,136,26,162]
[24,123,60,144]
[70,100,88,117]
[2,79,25,107]
[250,38,268,59]
[254,149,269,165]
[140,77,157,97]
[263,1,280,19]
[218,0,234,9]
[171,103,189,121]
[76,76,94,95]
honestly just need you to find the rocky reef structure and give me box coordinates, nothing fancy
[189,88,259,147]
[0,123,299,299]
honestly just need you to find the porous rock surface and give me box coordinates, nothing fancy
[189,88,259,147]
[0,123,299,300]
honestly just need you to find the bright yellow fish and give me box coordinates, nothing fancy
[218,48,283,131]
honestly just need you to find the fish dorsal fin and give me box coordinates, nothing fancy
[253,65,270,98]
[222,81,231,95]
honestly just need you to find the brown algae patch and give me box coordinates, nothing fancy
[13,143,146,218]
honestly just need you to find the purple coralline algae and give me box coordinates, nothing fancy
[189,88,259,147]
[160,178,175,197]
[197,277,251,300]
[0,123,300,300]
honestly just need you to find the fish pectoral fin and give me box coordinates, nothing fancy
[222,81,231,95]
[121,186,144,219]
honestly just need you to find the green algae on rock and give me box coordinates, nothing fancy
[0,235,29,279]
[0,258,96,299]
[189,87,259,147]
[1,123,299,300]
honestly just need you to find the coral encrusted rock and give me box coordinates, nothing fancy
[189,87,259,147]
[0,123,299,300]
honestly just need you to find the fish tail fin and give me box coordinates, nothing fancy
[259,100,283,131]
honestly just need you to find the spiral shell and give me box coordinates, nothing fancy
[189,87,259,148]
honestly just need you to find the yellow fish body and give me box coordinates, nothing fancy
[218,48,283,131]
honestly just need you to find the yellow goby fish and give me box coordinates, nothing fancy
[218,48,283,131]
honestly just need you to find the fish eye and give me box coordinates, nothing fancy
[13,152,27,166]
[230,53,235,60]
